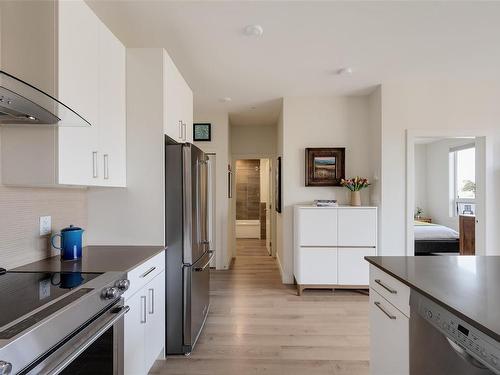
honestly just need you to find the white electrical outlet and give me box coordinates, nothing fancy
[39,278,51,300]
[39,216,52,236]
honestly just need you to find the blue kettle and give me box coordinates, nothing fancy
[51,225,84,261]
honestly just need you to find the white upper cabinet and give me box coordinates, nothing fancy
[57,0,99,186]
[97,18,127,187]
[164,51,193,143]
[0,0,126,187]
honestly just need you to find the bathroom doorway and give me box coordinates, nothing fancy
[234,158,273,256]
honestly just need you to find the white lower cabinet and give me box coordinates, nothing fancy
[124,270,165,375]
[338,247,376,285]
[298,247,338,284]
[369,276,409,375]
[144,271,166,372]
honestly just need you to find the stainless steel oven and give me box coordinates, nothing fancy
[410,290,500,375]
[22,300,128,375]
[0,271,130,375]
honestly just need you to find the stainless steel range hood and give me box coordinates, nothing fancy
[0,71,91,127]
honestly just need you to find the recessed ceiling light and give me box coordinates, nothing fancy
[220,97,232,103]
[244,24,264,37]
[336,67,353,76]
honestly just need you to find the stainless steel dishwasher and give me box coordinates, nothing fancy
[410,290,500,375]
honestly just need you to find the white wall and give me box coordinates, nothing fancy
[278,95,373,283]
[87,48,165,246]
[414,144,428,215]
[381,81,500,256]
[276,102,284,280]
[194,112,231,270]
[231,125,277,157]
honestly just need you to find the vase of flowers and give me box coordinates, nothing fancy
[341,177,370,206]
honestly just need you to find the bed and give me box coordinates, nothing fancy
[414,221,460,255]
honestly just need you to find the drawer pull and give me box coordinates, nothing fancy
[140,266,156,278]
[374,301,397,320]
[141,295,147,324]
[375,279,397,294]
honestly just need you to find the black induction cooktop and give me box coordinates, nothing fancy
[0,271,100,329]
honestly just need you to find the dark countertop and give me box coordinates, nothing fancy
[366,256,500,341]
[12,245,166,274]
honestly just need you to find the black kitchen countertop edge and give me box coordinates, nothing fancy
[365,256,500,342]
[11,245,167,274]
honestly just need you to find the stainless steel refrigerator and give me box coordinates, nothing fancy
[165,141,213,355]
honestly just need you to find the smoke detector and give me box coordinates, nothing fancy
[244,24,264,37]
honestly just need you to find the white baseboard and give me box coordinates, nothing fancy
[275,253,294,284]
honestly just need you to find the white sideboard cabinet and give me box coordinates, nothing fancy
[294,205,377,295]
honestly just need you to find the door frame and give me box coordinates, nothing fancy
[206,153,217,268]
[231,153,276,258]
[406,130,489,256]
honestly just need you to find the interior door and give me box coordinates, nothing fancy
[207,154,217,268]
[265,159,272,255]
[474,136,486,254]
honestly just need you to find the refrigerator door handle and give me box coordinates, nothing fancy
[194,253,215,272]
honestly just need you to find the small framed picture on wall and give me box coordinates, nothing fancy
[193,123,211,141]
[305,147,345,186]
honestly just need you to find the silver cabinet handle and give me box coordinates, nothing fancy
[148,288,154,314]
[182,122,187,141]
[103,154,109,180]
[140,295,147,324]
[140,266,156,278]
[179,120,183,139]
[374,279,397,294]
[92,151,98,178]
[374,301,397,320]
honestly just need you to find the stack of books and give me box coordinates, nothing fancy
[313,200,338,207]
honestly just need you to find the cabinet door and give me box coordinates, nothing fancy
[338,208,377,247]
[57,0,99,185]
[299,209,338,246]
[181,81,193,143]
[97,19,126,187]
[370,289,409,375]
[124,290,146,375]
[164,51,183,142]
[338,248,375,285]
[297,247,338,285]
[144,271,166,372]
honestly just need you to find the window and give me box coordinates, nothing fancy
[450,144,476,216]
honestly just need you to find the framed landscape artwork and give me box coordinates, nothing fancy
[193,123,211,141]
[305,147,345,186]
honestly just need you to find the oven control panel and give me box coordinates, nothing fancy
[415,293,500,374]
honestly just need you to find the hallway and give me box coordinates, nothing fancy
[152,239,370,375]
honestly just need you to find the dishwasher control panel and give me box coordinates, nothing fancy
[414,292,500,374]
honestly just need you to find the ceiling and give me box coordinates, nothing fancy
[87,1,500,126]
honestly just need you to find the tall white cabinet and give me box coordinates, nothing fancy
[164,52,193,143]
[293,205,377,295]
[0,0,126,187]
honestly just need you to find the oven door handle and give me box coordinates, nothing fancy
[445,337,488,370]
[25,304,130,375]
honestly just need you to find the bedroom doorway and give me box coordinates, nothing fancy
[407,133,486,256]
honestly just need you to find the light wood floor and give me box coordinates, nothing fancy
[150,239,370,375]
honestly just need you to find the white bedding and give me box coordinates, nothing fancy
[414,222,459,241]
